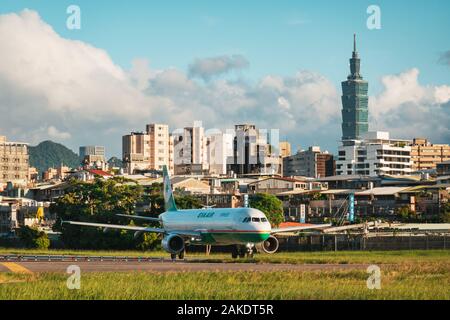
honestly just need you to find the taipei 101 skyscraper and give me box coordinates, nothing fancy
[341,34,369,141]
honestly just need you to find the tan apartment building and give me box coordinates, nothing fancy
[123,132,151,174]
[42,165,71,181]
[279,141,292,158]
[123,124,174,174]
[0,136,29,185]
[410,138,450,171]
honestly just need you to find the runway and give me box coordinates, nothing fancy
[0,260,369,274]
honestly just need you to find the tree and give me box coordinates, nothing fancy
[18,226,50,249]
[51,177,205,250]
[249,193,284,227]
[396,206,418,222]
[175,194,203,210]
[51,177,152,250]
[442,203,450,223]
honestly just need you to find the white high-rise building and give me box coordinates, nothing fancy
[173,121,208,175]
[207,132,233,175]
[146,124,173,173]
[336,131,413,176]
[227,124,282,175]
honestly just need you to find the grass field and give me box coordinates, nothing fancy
[1,249,449,299]
[0,263,448,299]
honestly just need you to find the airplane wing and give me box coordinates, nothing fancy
[116,214,161,222]
[62,220,202,238]
[62,220,165,233]
[271,224,331,234]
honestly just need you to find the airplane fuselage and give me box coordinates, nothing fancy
[160,207,272,245]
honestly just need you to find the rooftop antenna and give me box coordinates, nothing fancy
[353,33,357,52]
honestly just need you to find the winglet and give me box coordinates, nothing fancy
[162,165,177,212]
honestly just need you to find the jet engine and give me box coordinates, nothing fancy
[256,235,279,254]
[162,234,185,254]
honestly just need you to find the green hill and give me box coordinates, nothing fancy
[29,141,80,173]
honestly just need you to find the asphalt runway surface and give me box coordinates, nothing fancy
[0,260,369,274]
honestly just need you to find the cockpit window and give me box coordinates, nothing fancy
[261,218,268,222]
[252,217,260,222]
[242,217,250,223]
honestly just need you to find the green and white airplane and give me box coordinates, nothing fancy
[64,166,330,259]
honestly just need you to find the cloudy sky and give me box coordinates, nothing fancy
[0,0,449,157]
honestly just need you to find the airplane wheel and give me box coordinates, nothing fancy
[238,248,246,259]
[178,250,185,260]
[170,253,177,260]
[231,246,238,259]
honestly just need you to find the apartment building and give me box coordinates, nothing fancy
[0,136,29,185]
[122,132,151,174]
[173,123,208,175]
[279,141,292,158]
[227,124,282,176]
[283,146,335,178]
[122,124,174,174]
[410,138,450,171]
[146,124,174,173]
[42,165,71,181]
[207,132,233,175]
[80,145,106,170]
[336,131,412,176]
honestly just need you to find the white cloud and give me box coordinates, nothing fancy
[438,50,450,66]
[47,126,71,140]
[128,58,153,91]
[370,68,450,143]
[188,55,249,81]
[0,9,168,153]
[0,9,448,157]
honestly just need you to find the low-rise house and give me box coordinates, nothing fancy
[247,177,323,195]
[29,182,69,202]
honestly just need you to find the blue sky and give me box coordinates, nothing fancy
[1,0,448,91]
[0,1,449,156]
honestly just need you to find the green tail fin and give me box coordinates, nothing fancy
[162,165,177,212]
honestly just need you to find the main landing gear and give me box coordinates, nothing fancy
[170,249,185,261]
[231,244,254,259]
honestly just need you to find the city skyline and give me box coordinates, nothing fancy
[0,1,449,157]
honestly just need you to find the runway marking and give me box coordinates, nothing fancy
[1,262,33,274]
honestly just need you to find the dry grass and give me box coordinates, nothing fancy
[0,262,448,300]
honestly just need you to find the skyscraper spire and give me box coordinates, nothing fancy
[349,33,361,79]
[341,34,369,141]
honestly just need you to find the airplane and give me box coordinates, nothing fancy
[63,166,330,259]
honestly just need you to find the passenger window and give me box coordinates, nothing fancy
[252,217,260,222]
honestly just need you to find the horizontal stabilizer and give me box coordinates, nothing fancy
[116,214,161,222]
[271,224,331,234]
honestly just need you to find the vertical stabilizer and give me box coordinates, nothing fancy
[163,165,177,212]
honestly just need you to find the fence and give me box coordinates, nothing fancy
[277,234,450,251]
